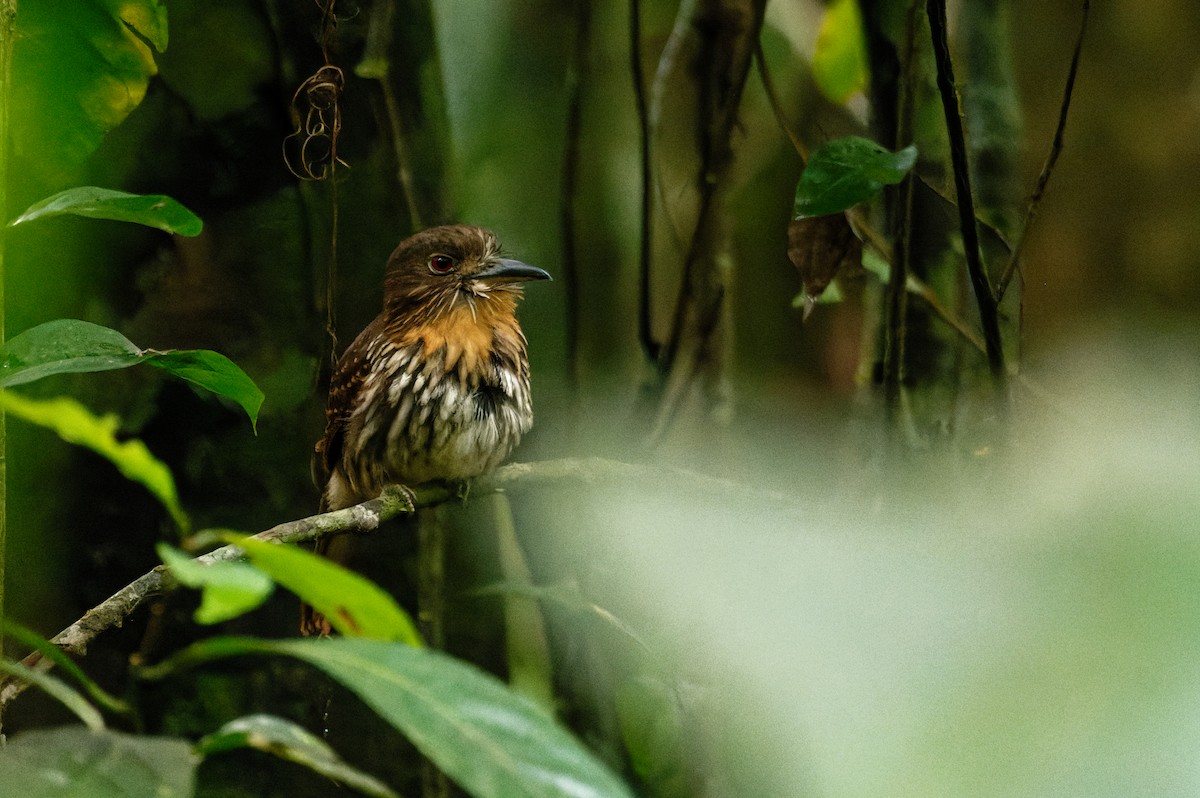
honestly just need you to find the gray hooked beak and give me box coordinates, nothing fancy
[474,258,552,283]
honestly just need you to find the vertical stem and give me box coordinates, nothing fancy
[417,505,449,798]
[926,0,1006,383]
[492,492,555,714]
[0,1,16,711]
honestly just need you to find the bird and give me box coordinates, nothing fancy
[302,224,551,636]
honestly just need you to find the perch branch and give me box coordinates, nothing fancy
[996,0,1089,301]
[0,458,800,712]
[927,0,1006,382]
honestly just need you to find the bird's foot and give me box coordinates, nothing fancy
[381,483,419,513]
[451,479,471,503]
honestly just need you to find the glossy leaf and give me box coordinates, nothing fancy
[793,136,918,218]
[150,637,637,798]
[812,0,868,103]
[198,714,398,798]
[144,349,264,433]
[11,1,168,174]
[0,320,264,431]
[10,187,203,236]
[157,544,275,624]
[0,727,197,798]
[0,390,189,530]
[226,535,423,645]
[0,319,140,385]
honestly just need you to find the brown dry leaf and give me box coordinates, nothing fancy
[786,213,862,320]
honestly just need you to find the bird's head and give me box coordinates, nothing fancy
[383,225,550,319]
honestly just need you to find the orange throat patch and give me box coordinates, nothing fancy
[393,291,523,379]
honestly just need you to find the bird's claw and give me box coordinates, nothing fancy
[382,483,419,512]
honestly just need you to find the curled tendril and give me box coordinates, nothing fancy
[284,64,350,181]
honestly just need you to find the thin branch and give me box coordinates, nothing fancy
[926,0,1006,381]
[629,0,659,362]
[0,458,802,712]
[753,40,807,162]
[996,0,1089,301]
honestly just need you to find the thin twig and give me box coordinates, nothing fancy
[926,0,1006,381]
[753,41,807,162]
[996,0,1089,301]
[629,0,659,362]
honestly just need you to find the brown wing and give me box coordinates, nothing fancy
[311,315,385,492]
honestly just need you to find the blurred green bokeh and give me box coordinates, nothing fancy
[3,0,1199,795]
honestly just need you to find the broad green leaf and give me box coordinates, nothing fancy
[0,320,264,431]
[157,544,274,624]
[793,136,918,218]
[0,390,189,530]
[0,660,105,731]
[0,319,140,385]
[0,727,197,798]
[225,535,423,646]
[11,1,168,174]
[198,714,398,798]
[10,187,203,236]
[144,349,264,433]
[149,637,637,798]
[812,0,868,103]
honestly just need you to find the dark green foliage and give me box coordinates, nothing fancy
[792,135,918,218]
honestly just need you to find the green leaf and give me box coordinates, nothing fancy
[10,187,204,236]
[0,320,264,431]
[11,1,168,174]
[812,0,868,103]
[0,727,197,798]
[224,535,423,645]
[157,544,274,624]
[0,319,141,386]
[198,714,398,798]
[793,136,918,218]
[0,660,105,731]
[148,637,637,798]
[143,349,264,433]
[0,390,189,530]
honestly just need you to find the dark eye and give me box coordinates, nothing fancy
[428,254,457,274]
